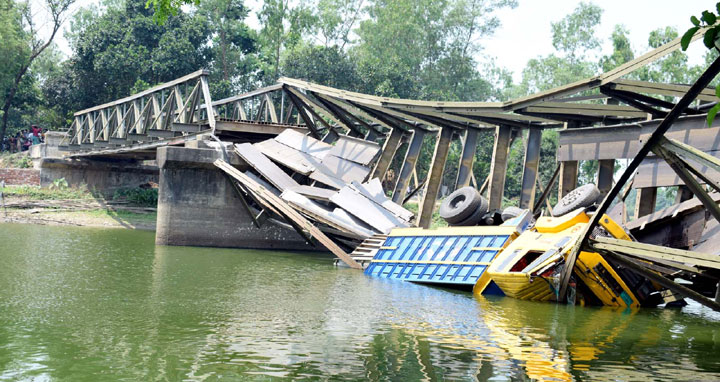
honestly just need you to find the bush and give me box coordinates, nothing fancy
[112,187,158,207]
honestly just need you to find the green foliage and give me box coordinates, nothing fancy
[49,177,69,190]
[112,187,158,206]
[683,3,720,125]
[0,152,32,168]
[3,184,92,200]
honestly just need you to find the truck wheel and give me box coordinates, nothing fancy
[439,187,485,224]
[501,206,526,222]
[552,184,600,217]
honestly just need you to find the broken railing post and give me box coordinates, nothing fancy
[371,127,404,182]
[488,125,512,210]
[455,127,480,189]
[519,128,542,210]
[392,128,427,204]
[417,126,454,228]
[557,55,720,302]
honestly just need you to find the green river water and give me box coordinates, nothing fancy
[0,223,719,381]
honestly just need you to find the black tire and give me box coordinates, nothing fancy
[452,200,487,226]
[501,206,526,222]
[552,184,601,217]
[439,187,483,224]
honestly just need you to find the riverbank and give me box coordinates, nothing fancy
[0,184,157,230]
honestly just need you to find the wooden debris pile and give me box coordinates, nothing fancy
[214,130,413,268]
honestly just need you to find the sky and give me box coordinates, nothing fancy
[46,0,712,82]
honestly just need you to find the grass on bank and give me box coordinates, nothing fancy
[0,152,33,168]
[2,184,94,200]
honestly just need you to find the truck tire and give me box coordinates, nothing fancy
[453,200,488,226]
[501,206,526,222]
[552,184,601,217]
[439,187,484,224]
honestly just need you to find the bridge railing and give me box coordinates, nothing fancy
[61,70,215,149]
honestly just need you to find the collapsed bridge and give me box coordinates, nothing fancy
[52,29,720,309]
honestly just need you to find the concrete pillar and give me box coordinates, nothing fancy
[371,127,404,181]
[392,129,427,204]
[455,127,480,190]
[519,129,542,210]
[634,187,657,219]
[155,146,313,250]
[558,161,578,199]
[418,126,454,228]
[597,159,615,198]
[488,125,512,210]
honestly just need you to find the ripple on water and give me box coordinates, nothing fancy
[0,223,719,381]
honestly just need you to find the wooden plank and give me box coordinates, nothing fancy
[233,143,299,191]
[350,178,414,223]
[281,190,376,238]
[327,134,380,165]
[214,159,362,269]
[330,186,409,234]
[274,129,332,159]
[634,187,657,219]
[287,185,336,202]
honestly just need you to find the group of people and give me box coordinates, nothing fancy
[2,125,48,153]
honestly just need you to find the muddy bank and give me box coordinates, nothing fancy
[0,196,156,230]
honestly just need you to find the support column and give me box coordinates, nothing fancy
[558,161,578,199]
[519,129,542,210]
[455,127,480,190]
[634,187,657,219]
[155,146,313,250]
[371,127,404,181]
[597,159,615,198]
[676,185,694,204]
[418,126,454,228]
[393,129,427,204]
[488,125,512,211]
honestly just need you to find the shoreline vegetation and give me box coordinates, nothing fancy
[0,183,158,230]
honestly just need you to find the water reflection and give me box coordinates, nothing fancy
[0,223,718,381]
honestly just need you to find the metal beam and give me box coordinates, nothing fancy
[455,128,480,189]
[597,159,615,198]
[417,126,454,228]
[519,129,542,209]
[371,127,404,181]
[488,125,512,210]
[393,129,427,204]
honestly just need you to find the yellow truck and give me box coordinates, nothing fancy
[482,208,658,308]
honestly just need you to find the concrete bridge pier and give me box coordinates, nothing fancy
[155,146,314,250]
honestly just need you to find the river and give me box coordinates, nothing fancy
[0,223,718,381]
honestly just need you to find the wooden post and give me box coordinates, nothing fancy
[519,129,542,210]
[597,159,615,198]
[455,127,480,190]
[417,126,454,228]
[371,127,404,181]
[634,187,657,219]
[488,125,512,210]
[393,128,427,204]
[558,161,578,199]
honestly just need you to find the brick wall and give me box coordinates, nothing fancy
[0,168,40,186]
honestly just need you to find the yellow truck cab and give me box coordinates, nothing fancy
[482,208,647,308]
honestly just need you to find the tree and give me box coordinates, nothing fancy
[0,0,75,148]
[257,0,315,83]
